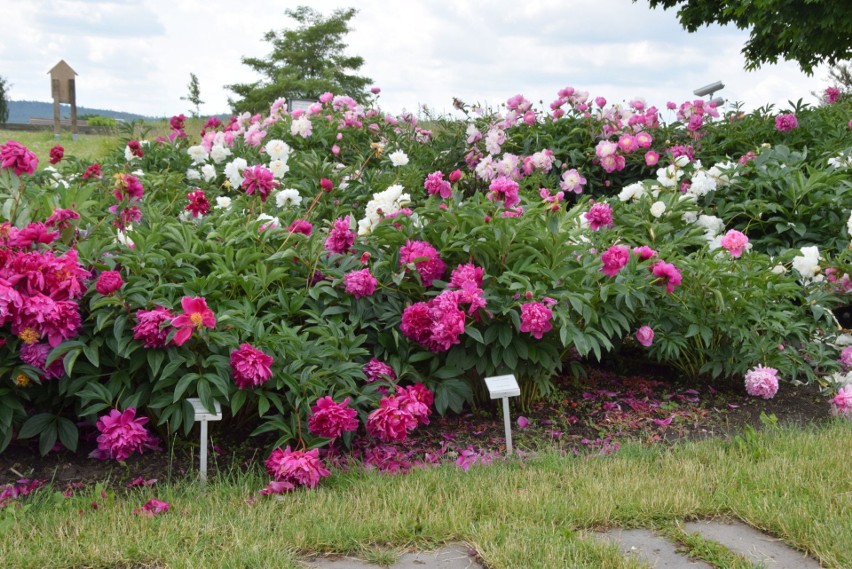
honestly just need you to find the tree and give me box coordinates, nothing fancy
[0,76,10,124]
[640,0,852,75]
[227,6,372,114]
[828,61,852,92]
[180,73,204,117]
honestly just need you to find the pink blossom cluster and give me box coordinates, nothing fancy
[265,446,330,489]
[132,306,175,348]
[325,216,356,254]
[635,325,654,347]
[744,365,779,399]
[399,240,445,287]
[721,229,749,257]
[363,358,396,382]
[308,396,359,438]
[559,169,586,194]
[585,202,614,230]
[49,145,64,165]
[775,113,798,132]
[242,164,279,201]
[288,219,313,236]
[109,173,144,230]
[424,171,452,199]
[185,190,210,218]
[0,140,38,176]
[520,301,553,339]
[540,188,565,211]
[650,261,682,293]
[401,290,466,352]
[522,149,555,175]
[366,383,434,442]
[230,343,274,389]
[600,245,630,277]
[0,479,43,509]
[831,385,852,417]
[90,408,160,461]
[134,499,170,517]
[95,270,124,295]
[448,263,486,314]
[824,87,841,104]
[344,268,378,298]
[595,140,626,173]
[487,176,521,209]
[676,99,720,132]
[839,346,852,369]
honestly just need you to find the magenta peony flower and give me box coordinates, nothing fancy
[775,113,798,132]
[288,219,313,236]
[632,245,657,261]
[185,190,210,217]
[635,325,654,347]
[366,397,419,442]
[96,270,124,295]
[171,296,216,346]
[424,171,452,198]
[449,169,463,183]
[520,301,553,339]
[135,499,170,517]
[399,240,445,287]
[0,140,38,176]
[840,346,852,369]
[308,396,359,438]
[721,229,749,257]
[744,365,779,399]
[324,216,356,254]
[127,140,144,158]
[585,202,614,230]
[89,408,160,461]
[230,343,273,389]
[344,268,378,298]
[396,383,434,426]
[824,86,840,104]
[265,446,330,489]
[20,342,64,379]
[133,306,174,348]
[645,151,660,167]
[13,294,81,347]
[487,176,521,209]
[450,263,484,289]
[363,358,396,382]
[831,385,852,417]
[49,145,64,165]
[82,163,102,179]
[44,208,80,229]
[400,291,465,352]
[601,245,630,277]
[319,177,334,192]
[241,165,279,201]
[650,261,682,293]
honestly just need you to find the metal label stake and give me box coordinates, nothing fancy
[484,374,520,456]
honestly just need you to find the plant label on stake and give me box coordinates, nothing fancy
[187,398,222,484]
[484,374,520,456]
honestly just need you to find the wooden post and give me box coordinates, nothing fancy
[48,60,78,140]
[69,78,77,141]
[52,79,61,140]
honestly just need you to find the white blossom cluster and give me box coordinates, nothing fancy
[358,184,411,236]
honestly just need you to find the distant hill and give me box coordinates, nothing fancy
[5,100,154,124]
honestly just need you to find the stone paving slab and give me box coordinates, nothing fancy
[684,520,822,569]
[303,543,484,569]
[595,528,713,568]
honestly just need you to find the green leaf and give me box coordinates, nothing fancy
[466,327,484,344]
[57,417,78,451]
[18,413,56,439]
[147,349,165,379]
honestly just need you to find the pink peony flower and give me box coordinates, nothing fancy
[133,306,174,348]
[487,176,521,209]
[44,208,80,229]
[744,365,779,399]
[636,325,654,347]
[721,229,749,257]
[324,216,355,254]
[366,396,419,442]
[824,86,841,104]
[650,261,682,293]
[600,245,630,277]
[171,296,216,347]
[517,416,529,428]
[363,358,396,382]
[632,245,657,261]
[344,268,378,298]
[96,270,124,295]
[265,446,330,489]
[400,291,465,352]
[49,145,64,165]
[90,408,160,461]
[320,178,334,192]
[13,294,81,347]
[0,140,38,176]
[585,202,614,230]
[644,151,660,167]
[230,343,273,389]
[20,342,65,380]
[185,190,210,217]
[449,169,463,183]
[82,163,102,179]
[288,219,313,236]
[308,396,359,438]
[134,499,170,517]
[397,383,433,426]
[831,385,852,417]
[520,301,553,339]
[399,240,445,287]
[775,113,798,132]
[424,171,452,198]
[840,346,852,369]
[559,168,586,194]
[241,165,279,201]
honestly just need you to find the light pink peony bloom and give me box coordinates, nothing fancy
[90,408,160,461]
[585,202,614,230]
[308,396,359,438]
[363,358,396,382]
[520,301,553,339]
[744,365,779,399]
[559,169,586,194]
[635,325,654,347]
[133,306,174,348]
[488,176,521,209]
[840,346,852,369]
[650,261,682,293]
[265,446,330,489]
[721,229,749,257]
[399,240,445,287]
[230,343,273,389]
[775,113,798,132]
[344,268,378,298]
[601,245,630,277]
[366,396,419,442]
[645,151,660,167]
[96,270,124,295]
[424,171,452,198]
[632,245,657,260]
[831,385,852,417]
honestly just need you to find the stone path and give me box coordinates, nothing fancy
[300,520,823,568]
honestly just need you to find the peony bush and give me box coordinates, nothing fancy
[0,86,850,487]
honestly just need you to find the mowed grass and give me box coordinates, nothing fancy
[2,420,849,568]
[0,129,118,167]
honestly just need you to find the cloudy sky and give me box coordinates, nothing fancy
[0,0,835,119]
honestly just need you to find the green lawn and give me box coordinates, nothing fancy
[1,129,118,167]
[2,420,849,568]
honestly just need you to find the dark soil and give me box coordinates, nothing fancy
[0,362,834,490]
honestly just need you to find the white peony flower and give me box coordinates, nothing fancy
[186,168,201,181]
[210,144,231,164]
[214,196,232,210]
[201,164,217,183]
[656,165,682,188]
[707,161,737,186]
[681,211,698,224]
[264,139,291,161]
[290,115,312,138]
[649,201,666,218]
[618,182,645,202]
[792,246,821,279]
[388,149,409,167]
[275,188,302,208]
[696,215,724,238]
[116,227,135,248]
[256,213,279,230]
[224,158,247,188]
[269,159,290,179]
[357,184,411,235]
[686,170,717,198]
[187,145,209,164]
[770,264,787,275]
[847,211,852,236]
